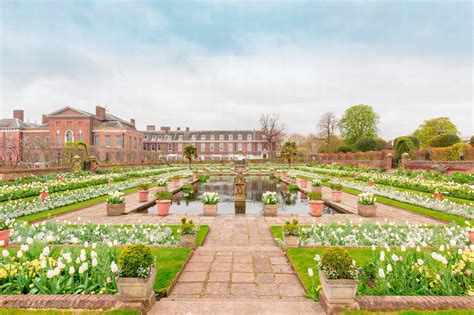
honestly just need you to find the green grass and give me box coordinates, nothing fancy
[151,247,192,295]
[18,186,144,223]
[321,182,473,226]
[286,247,374,291]
[345,311,474,315]
[0,308,139,315]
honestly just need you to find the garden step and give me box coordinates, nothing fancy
[150,298,324,314]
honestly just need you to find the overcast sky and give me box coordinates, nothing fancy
[1,0,472,139]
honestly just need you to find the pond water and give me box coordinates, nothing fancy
[147,175,342,215]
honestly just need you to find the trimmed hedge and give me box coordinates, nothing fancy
[429,133,461,148]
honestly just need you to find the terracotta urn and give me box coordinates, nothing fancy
[468,230,474,244]
[312,186,322,194]
[0,229,11,247]
[263,204,278,217]
[357,204,377,217]
[156,200,171,216]
[309,200,324,217]
[107,203,125,216]
[156,186,167,192]
[138,190,149,202]
[300,179,308,189]
[117,268,156,302]
[332,191,342,203]
[203,204,217,216]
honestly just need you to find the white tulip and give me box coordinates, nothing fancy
[2,250,9,257]
[378,268,385,279]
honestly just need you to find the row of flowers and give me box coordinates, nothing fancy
[290,169,474,220]
[296,166,474,201]
[299,221,471,248]
[0,166,184,202]
[0,170,191,220]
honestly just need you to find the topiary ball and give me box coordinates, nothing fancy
[320,247,354,279]
[118,244,154,278]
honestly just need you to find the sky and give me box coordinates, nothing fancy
[1,0,472,139]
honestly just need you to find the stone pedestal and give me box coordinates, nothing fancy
[320,292,360,315]
[401,152,410,171]
[385,153,393,170]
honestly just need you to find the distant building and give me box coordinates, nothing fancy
[142,126,275,160]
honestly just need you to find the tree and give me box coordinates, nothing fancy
[280,141,297,168]
[413,117,458,147]
[339,104,379,145]
[354,137,377,152]
[317,112,338,149]
[374,138,387,151]
[318,135,344,153]
[394,137,415,159]
[260,113,287,158]
[429,134,461,148]
[183,145,197,168]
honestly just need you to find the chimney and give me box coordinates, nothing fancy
[146,125,156,131]
[13,110,24,121]
[42,114,49,124]
[130,119,135,126]
[186,127,190,132]
[177,127,181,131]
[95,106,106,120]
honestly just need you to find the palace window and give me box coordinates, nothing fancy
[116,135,124,148]
[229,134,233,140]
[228,143,233,151]
[210,135,215,140]
[94,135,100,146]
[105,135,111,147]
[238,143,242,151]
[65,130,74,142]
[247,134,252,140]
[78,130,83,142]
[247,143,252,151]
[219,143,224,152]
[219,134,224,140]
[210,143,214,151]
[178,143,183,152]
[201,135,206,140]
[237,134,242,140]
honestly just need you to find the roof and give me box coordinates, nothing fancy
[142,129,266,142]
[47,106,135,129]
[96,120,134,130]
[0,118,44,129]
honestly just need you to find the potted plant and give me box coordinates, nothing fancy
[311,179,322,194]
[0,218,14,247]
[40,187,49,201]
[281,170,287,180]
[106,191,125,216]
[171,177,180,189]
[155,191,173,216]
[117,244,156,302]
[308,192,324,217]
[357,192,377,217]
[317,247,358,304]
[262,191,278,216]
[300,177,308,189]
[138,183,150,202]
[179,217,197,248]
[156,179,168,192]
[282,219,300,248]
[202,192,219,216]
[330,183,343,203]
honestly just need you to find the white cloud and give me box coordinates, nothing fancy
[1,39,472,139]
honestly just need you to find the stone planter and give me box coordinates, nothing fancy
[468,230,474,244]
[300,179,308,189]
[203,204,218,216]
[263,204,278,217]
[358,203,377,217]
[106,203,125,216]
[309,200,324,217]
[319,269,358,304]
[156,186,167,192]
[180,234,196,248]
[331,190,342,203]
[312,186,322,194]
[283,234,299,248]
[0,229,10,246]
[156,200,171,216]
[138,190,149,202]
[117,268,156,302]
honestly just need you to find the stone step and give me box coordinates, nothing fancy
[149,298,324,315]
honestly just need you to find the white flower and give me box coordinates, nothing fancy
[400,245,406,252]
[2,250,9,257]
[391,254,399,262]
[308,268,314,277]
[386,263,393,273]
[379,251,385,262]
[371,245,376,251]
[42,246,50,256]
[16,250,23,258]
[20,245,29,252]
[110,261,119,273]
[92,258,98,267]
[46,269,55,278]
[26,237,33,245]
[439,245,445,252]
[417,259,424,266]
[378,268,385,279]
[69,266,75,275]
[40,259,47,269]
[79,262,89,274]
[314,255,321,262]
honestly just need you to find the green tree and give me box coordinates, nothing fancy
[394,137,415,160]
[183,145,198,168]
[429,134,461,148]
[354,137,377,152]
[374,138,387,151]
[339,104,379,145]
[413,117,458,147]
[281,141,298,168]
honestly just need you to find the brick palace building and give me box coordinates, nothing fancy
[142,125,275,160]
[0,107,275,167]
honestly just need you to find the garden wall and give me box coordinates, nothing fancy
[0,166,71,181]
[314,151,390,169]
[406,160,474,172]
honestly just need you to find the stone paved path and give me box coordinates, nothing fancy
[149,216,324,314]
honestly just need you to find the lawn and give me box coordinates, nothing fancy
[0,309,139,315]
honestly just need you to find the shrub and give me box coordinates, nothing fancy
[358,192,376,205]
[180,217,197,235]
[374,138,387,151]
[429,133,461,148]
[155,191,173,200]
[311,179,322,187]
[308,192,321,200]
[408,136,421,148]
[394,137,415,159]
[106,191,124,205]
[354,137,377,152]
[262,191,278,205]
[288,183,299,192]
[118,244,154,278]
[157,179,167,187]
[330,183,342,191]
[319,247,357,280]
[431,143,469,161]
[336,145,353,153]
[138,183,150,191]
[202,192,219,205]
[282,219,299,236]
[182,183,193,192]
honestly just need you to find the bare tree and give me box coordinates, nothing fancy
[317,112,338,151]
[260,113,287,158]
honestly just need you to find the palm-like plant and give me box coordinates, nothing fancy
[183,145,198,168]
[281,141,298,168]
